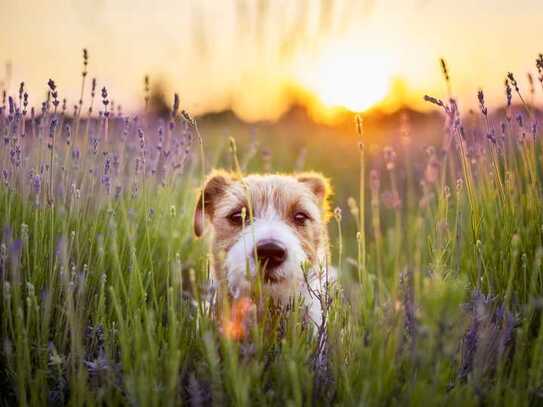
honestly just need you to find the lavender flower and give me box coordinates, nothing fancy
[8,96,14,116]
[537,53,543,87]
[516,113,524,128]
[101,87,109,117]
[505,78,512,107]
[527,73,535,95]
[64,124,72,145]
[48,79,59,108]
[477,90,487,116]
[144,75,150,108]
[48,118,57,149]
[507,72,519,93]
[459,315,479,380]
[440,58,450,83]
[84,350,111,378]
[486,131,497,144]
[18,82,24,104]
[22,92,28,115]
[2,169,9,186]
[82,48,88,78]
[423,94,444,108]
[32,174,41,195]
[137,128,145,151]
[101,156,112,193]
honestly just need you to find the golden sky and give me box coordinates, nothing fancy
[1,0,542,121]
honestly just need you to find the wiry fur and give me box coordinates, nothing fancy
[194,170,335,327]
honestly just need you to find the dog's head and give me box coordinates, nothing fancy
[194,171,331,301]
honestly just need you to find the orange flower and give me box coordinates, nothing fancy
[221,297,254,341]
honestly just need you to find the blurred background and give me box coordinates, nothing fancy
[1,0,543,198]
[1,0,542,120]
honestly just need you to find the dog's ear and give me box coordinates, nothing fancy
[296,172,332,216]
[194,171,232,237]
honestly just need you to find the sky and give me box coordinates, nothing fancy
[1,0,542,121]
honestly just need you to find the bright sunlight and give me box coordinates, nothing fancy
[296,44,393,112]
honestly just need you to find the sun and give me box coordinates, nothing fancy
[296,46,392,112]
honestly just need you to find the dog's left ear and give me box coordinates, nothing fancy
[194,171,232,237]
[296,172,332,216]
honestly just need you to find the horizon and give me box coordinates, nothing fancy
[1,0,542,122]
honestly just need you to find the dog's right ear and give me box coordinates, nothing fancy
[194,171,232,237]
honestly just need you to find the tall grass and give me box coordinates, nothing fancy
[1,53,543,406]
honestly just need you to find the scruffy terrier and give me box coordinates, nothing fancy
[194,170,335,334]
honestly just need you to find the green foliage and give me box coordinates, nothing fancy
[2,78,543,406]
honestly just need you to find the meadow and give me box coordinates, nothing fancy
[1,54,543,406]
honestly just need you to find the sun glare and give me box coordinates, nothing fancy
[296,46,393,112]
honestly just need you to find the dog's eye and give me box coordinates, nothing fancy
[227,209,245,226]
[293,212,310,226]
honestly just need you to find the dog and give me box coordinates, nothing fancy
[193,170,335,334]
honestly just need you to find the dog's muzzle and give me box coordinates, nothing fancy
[254,239,287,282]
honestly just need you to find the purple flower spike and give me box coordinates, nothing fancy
[33,175,41,194]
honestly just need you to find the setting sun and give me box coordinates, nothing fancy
[296,45,393,112]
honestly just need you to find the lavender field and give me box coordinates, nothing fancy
[1,47,543,405]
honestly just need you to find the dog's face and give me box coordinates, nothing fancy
[194,171,331,303]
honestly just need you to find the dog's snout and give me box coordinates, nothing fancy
[255,240,287,269]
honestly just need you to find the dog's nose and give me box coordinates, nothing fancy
[255,240,287,269]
